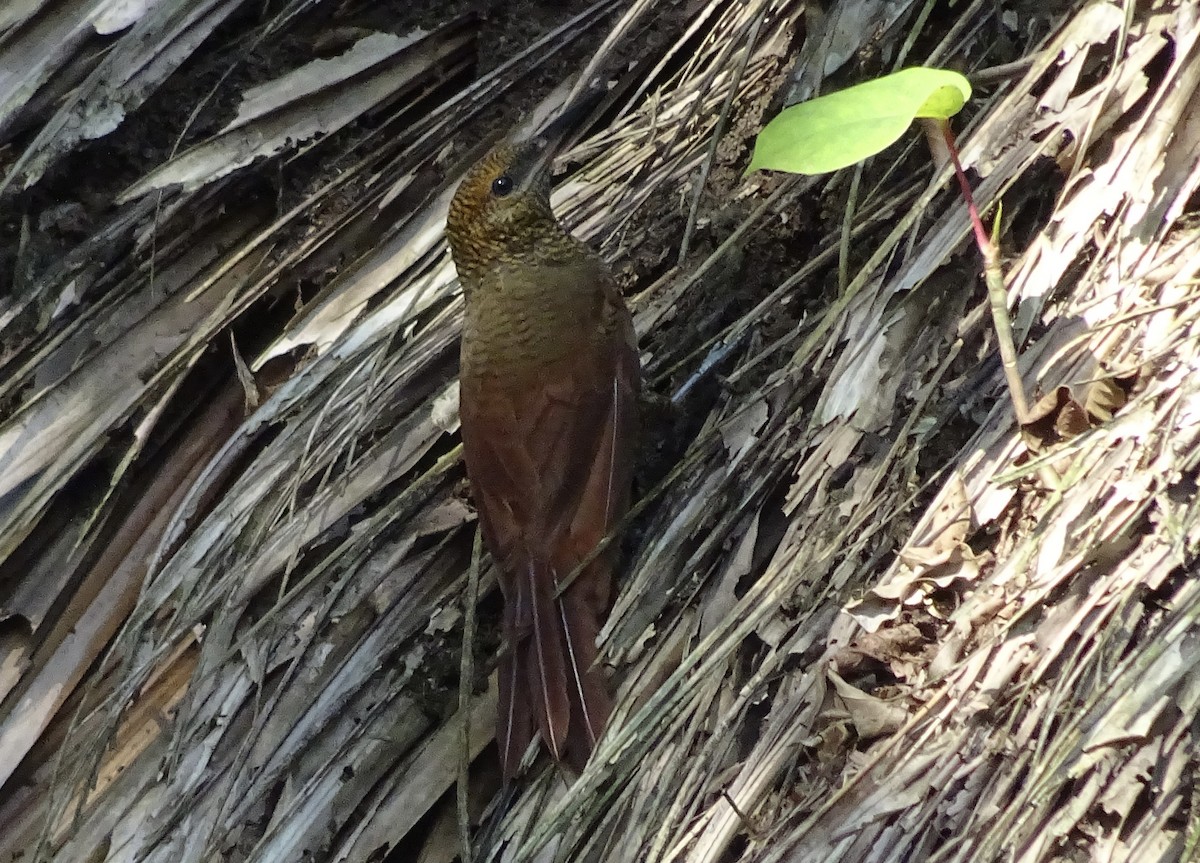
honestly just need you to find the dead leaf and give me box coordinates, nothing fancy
[119,27,472,200]
[910,472,971,558]
[832,623,927,681]
[720,399,769,471]
[230,334,259,411]
[1021,385,1091,449]
[827,669,908,740]
[1083,375,1131,422]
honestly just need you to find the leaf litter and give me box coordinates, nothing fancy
[0,1,1199,863]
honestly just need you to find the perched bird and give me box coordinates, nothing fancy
[446,113,639,777]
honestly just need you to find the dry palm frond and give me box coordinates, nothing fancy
[1,1,1198,862]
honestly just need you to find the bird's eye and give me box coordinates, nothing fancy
[491,174,514,197]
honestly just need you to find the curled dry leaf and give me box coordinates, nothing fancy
[826,668,909,741]
[832,622,929,682]
[848,473,977,631]
[1022,372,1137,451]
[1021,385,1092,450]
[1083,373,1135,422]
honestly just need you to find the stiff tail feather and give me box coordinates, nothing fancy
[496,559,611,777]
[558,575,613,773]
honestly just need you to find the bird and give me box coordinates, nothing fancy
[445,112,639,778]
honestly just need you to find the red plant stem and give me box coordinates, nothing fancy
[935,118,1031,424]
[945,128,993,254]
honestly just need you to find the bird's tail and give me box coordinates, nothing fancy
[497,558,612,778]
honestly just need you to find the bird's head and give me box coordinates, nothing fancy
[446,135,564,286]
[446,87,608,288]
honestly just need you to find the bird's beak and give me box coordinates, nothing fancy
[509,135,557,195]
[511,90,603,193]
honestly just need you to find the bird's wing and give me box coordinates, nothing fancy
[460,268,638,563]
[551,299,638,770]
[458,277,638,775]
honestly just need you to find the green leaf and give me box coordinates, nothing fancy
[747,67,971,176]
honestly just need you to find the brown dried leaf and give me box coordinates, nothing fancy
[827,669,909,740]
[910,472,971,559]
[1083,375,1131,422]
[1021,385,1090,450]
[230,333,260,411]
[833,622,927,681]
